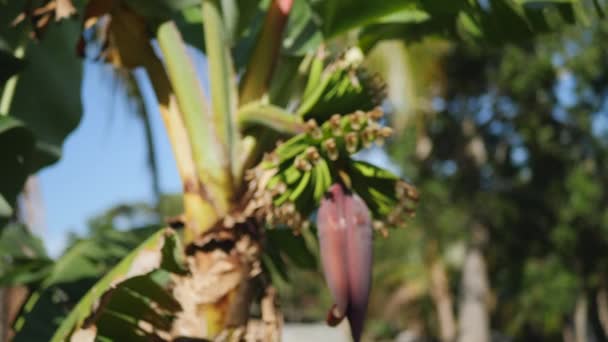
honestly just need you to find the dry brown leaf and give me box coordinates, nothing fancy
[112,230,166,286]
[105,5,152,68]
[11,0,73,40]
[70,326,96,342]
[78,0,153,66]
[261,287,282,342]
[35,13,51,29]
[82,0,114,29]
[123,249,163,279]
[55,0,76,20]
[32,1,56,17]
[171,251,244,337]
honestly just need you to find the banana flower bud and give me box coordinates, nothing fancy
[317,183,372,342]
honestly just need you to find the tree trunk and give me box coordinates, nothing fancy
[1,176,43,340]
[597,286,608,339]
[431,258,457,342]
[563,323,575,342]
[19,176,46,234]
[426,239,456,342]
[0,286,29,341]
[457,224,490,342]
[574,293,588,342]
[0,289,6,342]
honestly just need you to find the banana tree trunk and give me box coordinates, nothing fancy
[458,224,490,342]
[171,222,261,339]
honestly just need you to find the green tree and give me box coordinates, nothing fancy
[377,18,608,342]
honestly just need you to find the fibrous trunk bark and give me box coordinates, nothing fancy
[170,221,262,339]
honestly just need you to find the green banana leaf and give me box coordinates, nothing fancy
[47,228,186,341]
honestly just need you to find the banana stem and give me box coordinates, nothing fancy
[238,0,294,105]
[202,0,240,189]
[143,56,219,242]
[157,22,232,225]
[238,103,305,135]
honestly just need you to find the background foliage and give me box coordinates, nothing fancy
[3,0,608,341]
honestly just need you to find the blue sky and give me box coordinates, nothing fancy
[38,53,205,256]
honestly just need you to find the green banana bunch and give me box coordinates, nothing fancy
[296,47,387,123]
[250,107,418,234]
[348,160,418,235]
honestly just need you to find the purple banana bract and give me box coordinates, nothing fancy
[317,183,373,342]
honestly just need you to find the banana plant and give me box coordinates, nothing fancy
[0,0,603,341]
